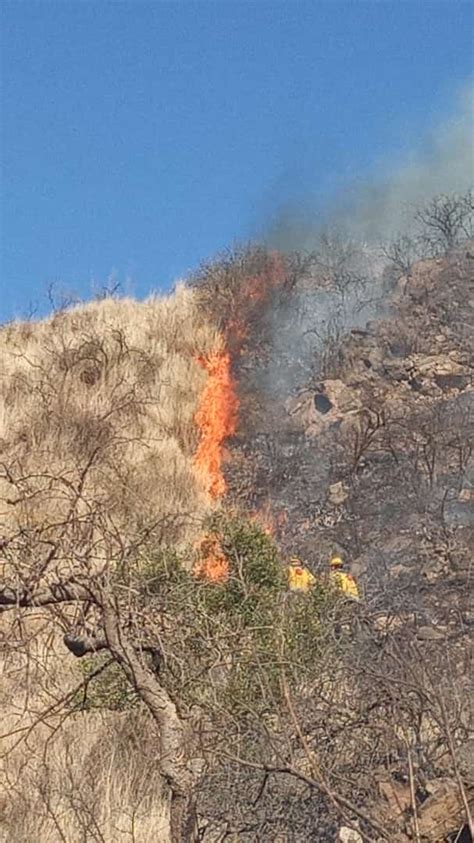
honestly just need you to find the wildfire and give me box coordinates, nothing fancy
[193,533,229,582]
[253,502,288,537]
[241,251,286,303]
[228,252,286,349]
[192,251,287,582]
[193,351,239,499]
[193,251,286,503]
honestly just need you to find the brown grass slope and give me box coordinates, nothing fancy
[0,287,220,541]
[0,287,219,842]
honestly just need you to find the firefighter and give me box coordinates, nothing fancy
[288,557,316,592]
[329,555,360,601]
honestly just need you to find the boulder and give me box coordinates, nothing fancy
[324,379,362,415]
[377,775,411,817]
[417,778,470,841]
[416,626,447,641]
[328,481,348,505]
[338,827,363,843]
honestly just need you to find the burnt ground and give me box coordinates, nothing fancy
[226,243,474,627]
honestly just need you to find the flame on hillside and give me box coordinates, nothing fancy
[228,251,286,349]
[193,351,239,500]
[253,502,288,537]
[193,533,229,582]
[192,251,288,580]
[244,251,286,300]
[193,251,287,502]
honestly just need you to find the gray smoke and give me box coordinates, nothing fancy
[267,83,474,250]
[343,83,474,242]
[261,243,387,403]
[260,84,473,401]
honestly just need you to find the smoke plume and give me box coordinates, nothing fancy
[267,82,474,250]
[259,84,474,400]
[344,82,474,242]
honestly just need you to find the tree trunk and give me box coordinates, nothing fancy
[101,600,198,842]
[169,791,199,843]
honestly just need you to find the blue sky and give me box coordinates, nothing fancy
[1,1,473,319]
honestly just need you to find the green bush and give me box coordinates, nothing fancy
[199,512,285,614]
[133,546,191,594]
[125,514,337,716]
[72,654,138,712]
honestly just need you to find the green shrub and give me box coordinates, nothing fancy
[132,546,191,594]
[72,654,138,712]
[125,514,336,716]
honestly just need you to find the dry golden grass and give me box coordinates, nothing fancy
[0,287,220,841]
[0,287,221,543]
[1,641,169,842]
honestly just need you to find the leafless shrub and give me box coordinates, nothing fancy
[381,233,422,280]
[414,190,473,255]
[382,190,473,284]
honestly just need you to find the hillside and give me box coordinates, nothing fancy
[228,242,474,620]
[0,198,473,842]
[200,236,474,841]
[0,287,220,544]
[0,288,220,842]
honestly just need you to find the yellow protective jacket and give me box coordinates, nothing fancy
[330,570,359,600]
[288,564,316,593]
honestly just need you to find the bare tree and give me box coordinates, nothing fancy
[381,233,422,281]
[414,190,474,255]
[0,465,199,842]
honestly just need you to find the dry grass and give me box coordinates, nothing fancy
[0,287,221,543]
[1,641,169,842]
[0,287,220,840]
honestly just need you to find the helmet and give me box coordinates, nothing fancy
[330,555,344,568]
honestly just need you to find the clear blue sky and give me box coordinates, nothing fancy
[1,1,473,319]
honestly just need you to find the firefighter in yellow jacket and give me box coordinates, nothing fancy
[288,557,316,592]
[329,555,360,600]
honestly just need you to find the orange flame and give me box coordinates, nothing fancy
[193,350,239,499]
[241,252,286,304]
[252,501,288,537]
[193,251,287,504]
[228,252,287,351]
[193,533,229,582]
